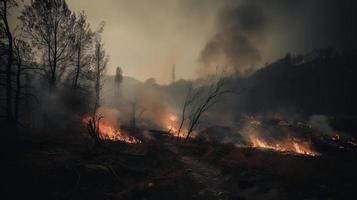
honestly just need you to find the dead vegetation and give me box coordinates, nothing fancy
[174,141,357,200]
[2,127,356,200]
[2,132,200,200]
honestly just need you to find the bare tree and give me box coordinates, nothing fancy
[92,34,108,114]
[71,11,94,89]
[129,100,145,134]
[86,114,103,145]
[14,35,40,129]
[176,84,201,139]
[86,24,108,144]
[0,0,18,127]
[20,0,76,89]
[114,66,123,96]
[184,76,230,141]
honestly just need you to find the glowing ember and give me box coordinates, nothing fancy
[169,115,177,122]
[164,114,192,138]
[347,140,357,146]
[82,116,140,144]
[331,134,340,141]
[248,134,319,156]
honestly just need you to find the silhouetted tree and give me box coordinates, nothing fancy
[86,24,107,145]
[184,76,230,141]
[13,37,35,128]
[176,83,200,139]
[114,66,123,95]
[0,0,18,127]
[92,34,107,114]
[20,0,76,89]
[71,11,94,89]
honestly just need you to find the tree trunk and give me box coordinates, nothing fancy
[94,50,100,115]
[14,51,22,129]
[177,105,186,140]
[3,1,14,127]
[51,25,58,90]
[185,125,195,142]
[73,42,81,88]
[132,103,136,134]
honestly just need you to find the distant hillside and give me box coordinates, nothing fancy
[102,75,144,103]
[232,49,357,115]
[103,49,357,116]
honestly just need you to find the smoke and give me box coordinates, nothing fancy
[102,76,180,132]
[199,0,357,76]
[199,1,266,75]
[309,115,334,136]
[96,107,121,125]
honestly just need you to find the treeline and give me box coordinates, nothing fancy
[233,48,357,115]
[0,0,108,131]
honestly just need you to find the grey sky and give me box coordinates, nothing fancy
[67,0,228,83]
[11,0,356,83]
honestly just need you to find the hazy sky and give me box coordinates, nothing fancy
[66,0,228,83]
[12,0,357,83]
[66,0,357,83]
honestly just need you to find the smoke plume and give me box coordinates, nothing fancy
[200,1,266,75]
[199,0,357,76]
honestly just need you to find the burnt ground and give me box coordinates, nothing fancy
[166,143,231,199]
[1,132,357,200]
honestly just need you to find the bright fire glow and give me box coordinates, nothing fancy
[169,115,177,122]
[248,134,319,156]
[242,115,320,156]
[165,114,192,138]
[82,116,140,144]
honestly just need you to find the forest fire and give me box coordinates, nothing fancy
[3,0,357,198]
[165,114,191,138]
[241,115,320,156]
[167,115,178,133]
[248,134,320,156]
[82,116,140,144]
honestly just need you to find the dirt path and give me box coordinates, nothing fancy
[166,143,231,200]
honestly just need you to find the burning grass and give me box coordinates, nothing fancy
[3,133,200,200]
[240,115,320,156]
[164,114,192,139]
[247,134,320,156]
[176,140,357,200]
[82,115,141,144]
[4,123,356,200]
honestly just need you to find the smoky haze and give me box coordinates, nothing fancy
[11,0,357,81]
[66,0,227,83]
[199,0,357,76]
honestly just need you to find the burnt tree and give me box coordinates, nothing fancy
[20,0,76,89]
[0,0,17,127]
[176,84,201,139]
[86,24,107,144]
[129,100,145,134]
[92,34,107,114]
[184,76,230,141]
[114,66,123,95]
[13,37,35,128]
[71,11,94,89]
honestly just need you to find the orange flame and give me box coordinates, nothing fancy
[242,115,320,156]
[82,116,140,144]
[248,134,319,156]
[165,114,192,138]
